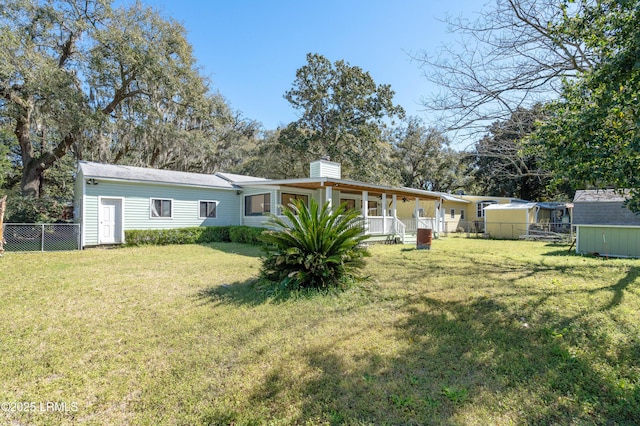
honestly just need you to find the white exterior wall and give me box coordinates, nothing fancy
[310,160,341,179]
[80,179,240,246]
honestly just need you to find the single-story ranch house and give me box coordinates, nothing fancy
[74,159,445,248]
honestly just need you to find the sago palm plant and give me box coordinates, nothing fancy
[260,198,370,290]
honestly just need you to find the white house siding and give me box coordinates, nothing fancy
[82,180,240,246]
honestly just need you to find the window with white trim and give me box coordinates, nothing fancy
[476,201,496,218]
[151,198,172,218]
[244,193,271,216]
[199,201,218,218]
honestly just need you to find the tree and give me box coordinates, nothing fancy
[0,0,242,197]
[415,0,596,134]
[237,129,308,179]
[389,116,467,192]
[533,0,640,210]
[472,105,565,200]
[281,53,404,183]
[0,134,12,189]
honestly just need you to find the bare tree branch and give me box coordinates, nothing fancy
[414,0,595,136]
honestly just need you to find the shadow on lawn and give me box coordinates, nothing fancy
[596,266,640,310]
[195,279,271,307]
[230,293,640,425]
[198,241,264,258]
[195,278,336,307]
[197,247,640,424]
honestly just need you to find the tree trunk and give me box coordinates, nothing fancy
[14,107,42,198]
[21,160,45,198]
[16,107,76,198]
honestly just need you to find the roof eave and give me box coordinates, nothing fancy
[80,175,238,191]
[236,177,440,200]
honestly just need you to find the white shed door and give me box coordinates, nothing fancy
[99,198,122,244]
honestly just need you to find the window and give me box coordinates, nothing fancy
[151,198,172,218]
[450,208,455,219]
[199,201,217,218]
[281,193,309,207]
[367,201,378,216]
[476,201,496,218]
[245,193,271,216]
[340,198,356,210]
[460,209,465,220]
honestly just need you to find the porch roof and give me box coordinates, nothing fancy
[235,177,441,201]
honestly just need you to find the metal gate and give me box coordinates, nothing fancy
[2,223,81,252]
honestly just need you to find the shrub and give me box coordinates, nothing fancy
[125,228,202,246]
[125,226,266,247]
[260,199,370,291]
[229,226,266,245]
[198,226,231,243]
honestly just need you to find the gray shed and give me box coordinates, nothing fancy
[573,189,640,258]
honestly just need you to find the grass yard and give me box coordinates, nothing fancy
[1,238,639,425]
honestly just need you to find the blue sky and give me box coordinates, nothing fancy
[143,0,485,130]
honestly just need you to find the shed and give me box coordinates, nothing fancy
[573,189,640,258]
[483,203,539,239]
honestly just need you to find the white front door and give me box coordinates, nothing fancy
[99,198,122,244]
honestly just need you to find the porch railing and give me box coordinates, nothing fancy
[401,217,437,233]
[364,216,406,242]
[274,215,408,242]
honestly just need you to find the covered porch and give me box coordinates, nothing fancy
[237,176,442,244]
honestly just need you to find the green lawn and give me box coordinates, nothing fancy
[1,238,639,425]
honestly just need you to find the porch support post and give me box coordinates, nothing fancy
[415,197,420,230]
[392,194,397,233]
[326,185,333,210]
[362,191,368,219]
[362,191,369,234]
[382,193,387,234]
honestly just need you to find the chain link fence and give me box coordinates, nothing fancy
[2,224,81,252]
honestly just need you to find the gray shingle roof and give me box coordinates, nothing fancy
[215,172,268,183]
[573,189,630,203]
[573,189,640,226]
[78,161,235,189]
